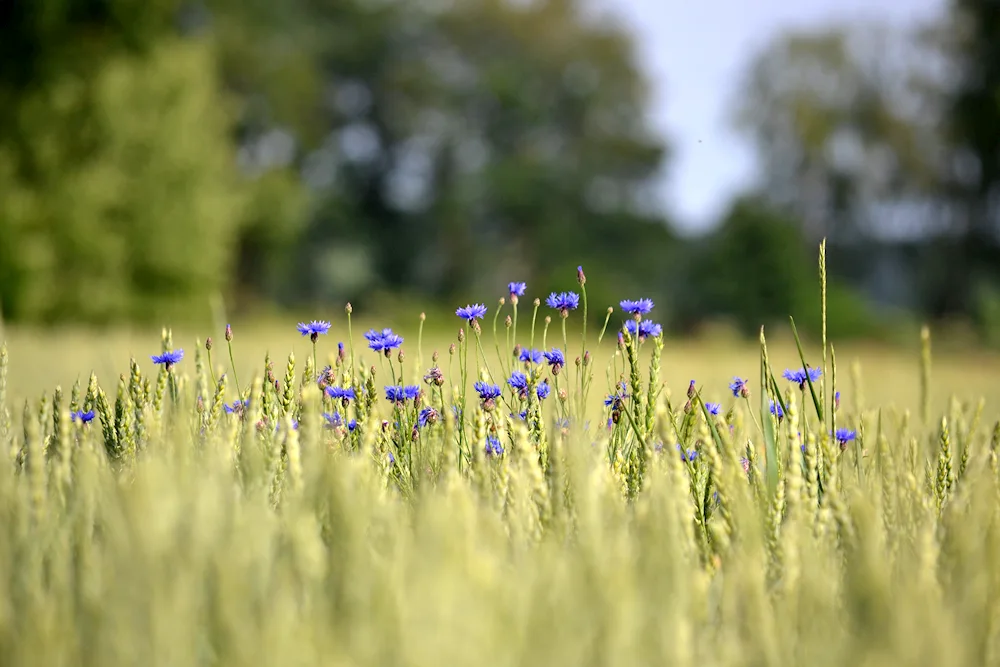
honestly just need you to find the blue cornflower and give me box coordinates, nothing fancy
[507,371,528,392]
[834,428,857,448]
[835,390,842,410]
[619,298,654,316]
[546,291,580,315]
[770,400,784,420]
[677,444,698,462]
[537,380,551,400]
[151,349,184,367]
[326,386,356,402]
[543,348,565,372]
[418,406,439,428]
[385,385,418,403]
[604,391,627,411]
[297,320,331,338]
[71,410,95,424]
[223,399,249,414]
[323,412,341,428]
[705,402,721,416]
[366,328,404,354]
[455,304,487,322]
[729,377,749,398]
[474,381,502,401]
[783,367,822,389]
[519,348,543,365]
[625,319,662,340]
[485,436,504,457]
[508,282,527,301]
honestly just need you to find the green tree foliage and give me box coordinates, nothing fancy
[730,21,942,243]
[208,0,674,309]
[0,37,248,324]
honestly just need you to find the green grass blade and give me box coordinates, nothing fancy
[789,316,824,423]
[760,327,779,496]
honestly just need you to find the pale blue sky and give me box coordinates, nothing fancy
[608,0,945,235]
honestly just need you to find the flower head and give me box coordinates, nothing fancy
[297,320,331,340]
[418,407,440,428]
[326,386,356,402]
[519,348,543,365]
[705,402,721,416]
[619,298,654,316]
[537,380,551,400]
[624,319,662,340]
[474,381,502,401]
[770,400,784,420]
[834,428,857,449]
[366,328,403,354]
[485,436,504,457]
[508,282,527,301]
[783,367,822,389]
[385,385,420,403]
[71,410,95,424]
[677,444,698,462]
[729,377,750,398]
[545,291,580,316]
[223,399,249,415]
[543,348,565,372]
[456,304,488,322]
[151,350,184,367]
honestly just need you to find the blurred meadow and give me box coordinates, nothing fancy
[3,0,1000,666]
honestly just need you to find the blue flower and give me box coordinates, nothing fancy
[323,412,343,428]
[604,391,627,411]
[223,399,249,414]
[418,406,439,427]
[326,386,356,402]
[151,350,184,367]
[705,402,721,415]
[545,291,580,314]
[507,372,528,392]
[783,367,822,389]
[543,348,565,371]
[619,298,654,316]
[770,400,784,419]
[508,282,527,299]
[455,304,487,322]
[385,385,418,403]
[834,428,857,447]
[835,390,842,410]
[297,320,331,338]
[473,381,502,401]
[537,381,551,400]
[347,419,357,431]
[71,410,95,423]
[485,436,504,456]
[366,328,404,353]
[624,319,662,340]
[729,377,749,398]
[519,348,543,364]
[677,444,698,462]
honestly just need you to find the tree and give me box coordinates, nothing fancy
[730,21,944,245]
[0,37,248,324]
[206,0,673,309]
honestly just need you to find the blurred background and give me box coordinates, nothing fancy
[0,0,998,350]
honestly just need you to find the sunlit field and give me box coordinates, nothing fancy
[2,258,1000,666]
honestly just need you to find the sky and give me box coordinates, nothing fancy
[608,0,946,235]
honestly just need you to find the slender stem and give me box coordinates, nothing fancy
[227,340,243,400]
